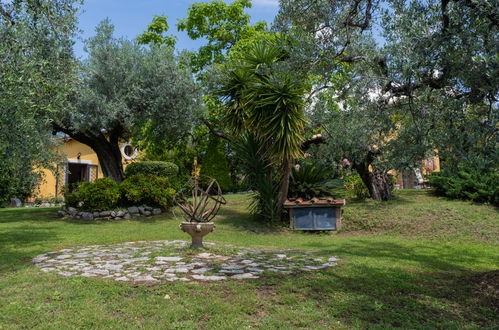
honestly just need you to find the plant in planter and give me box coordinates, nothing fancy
[175,175,226,248]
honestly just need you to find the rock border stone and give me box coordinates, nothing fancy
[57,205,163,221]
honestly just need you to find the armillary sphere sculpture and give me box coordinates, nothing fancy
[175,175,226,248]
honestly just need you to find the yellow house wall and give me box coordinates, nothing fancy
[392,154,441,189]
[35,139,134,200]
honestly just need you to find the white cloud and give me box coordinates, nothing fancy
[253,0,279,7]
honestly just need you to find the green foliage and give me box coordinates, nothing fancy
[137,15,176,47]
[249,177,282,223]
[219,36,308,163]
[289,162,339,200]
[232,134,282,222]
[277,0,497,201]
[212,36,311,219]
[52,19,198,181]
[120,175,176,209]
[0,162,43,203]
[428,160,499,206]
[343,174,370,200]
[65,175,177,211]
[0,1,79,201]
[65,178,121,211]
[176,0,268,72]
[201,137,232,192]
[125,161,179,179]
[232,134,269,188]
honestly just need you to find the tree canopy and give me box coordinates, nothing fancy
[212,35,310,218]
[139,0,268,73]
[0,0,80,202]
[275,0,498,200]
[52,20,199,182]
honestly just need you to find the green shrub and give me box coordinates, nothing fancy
[64,178,121,211]
[120,174,176,209]
[125,161,179,178]
[344,174,370,200]
[428,159,499,206]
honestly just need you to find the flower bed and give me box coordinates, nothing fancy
[57,205,163,221]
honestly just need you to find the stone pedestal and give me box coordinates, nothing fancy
[179,222,215,249]
[10,198,22,207]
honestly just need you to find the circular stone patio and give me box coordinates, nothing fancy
[32,240,339,283]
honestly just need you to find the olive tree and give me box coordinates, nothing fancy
[52,20,199,182]
[276,0,498,200]
[0,0,80,201]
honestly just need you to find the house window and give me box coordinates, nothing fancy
[64,163,98,192]
[124,145,134,157]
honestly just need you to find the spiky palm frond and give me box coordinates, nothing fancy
[248,176,281,222]
[240,38,287,72]
[218,68,253,135]
[219,36,309,221]
[244,73,307,163]
[232,133,281,222]
[231,133,270,185]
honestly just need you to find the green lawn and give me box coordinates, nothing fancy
[1,190,497,329]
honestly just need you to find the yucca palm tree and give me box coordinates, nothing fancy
[219,37,308,216]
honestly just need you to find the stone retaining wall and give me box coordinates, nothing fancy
[58,206,163,221]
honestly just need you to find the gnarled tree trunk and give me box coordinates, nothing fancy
[353,162,393,201]
[53,124,125,182]
[91,140,125,182]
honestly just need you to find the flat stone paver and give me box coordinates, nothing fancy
[32,240,339,284]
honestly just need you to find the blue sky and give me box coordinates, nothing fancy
[75,0,280,58]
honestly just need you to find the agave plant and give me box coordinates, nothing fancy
[288,162,341,200]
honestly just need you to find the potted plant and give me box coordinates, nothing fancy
[175,175,226,248]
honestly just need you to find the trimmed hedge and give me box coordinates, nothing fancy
[125,161,179,178]
[120,174,176,209]
[65,175,177,211]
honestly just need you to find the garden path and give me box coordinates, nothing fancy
[32,240,339,283]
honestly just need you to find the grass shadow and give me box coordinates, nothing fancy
[303,239,495,272]
[292,264,496,328]
[0,224,60,274]
[266,238,498,327]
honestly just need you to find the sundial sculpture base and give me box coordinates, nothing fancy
[175,176,226,249]
[179,222,215,249]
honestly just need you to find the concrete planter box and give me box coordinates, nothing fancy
[284,198,346,231]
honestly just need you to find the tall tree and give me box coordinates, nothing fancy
[0,0,80,201]
[139,0,268,73]
[52,20,199,182]
[138,1,269,186]
[216,36,309,214]
[177,0,267,73]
